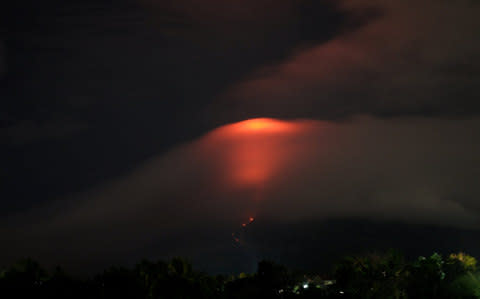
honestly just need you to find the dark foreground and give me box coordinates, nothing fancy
[1,251,479,298]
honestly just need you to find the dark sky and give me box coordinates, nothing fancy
[1,0,480,274]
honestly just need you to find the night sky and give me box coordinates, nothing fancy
[1,0,480,274]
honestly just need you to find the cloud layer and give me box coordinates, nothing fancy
[216,0,480,120]
[2,116,480,270]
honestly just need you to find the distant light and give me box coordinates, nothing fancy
[249,217,254,222]
[303,284,308,289]
[339,291,344,294]
[242,223,246,227]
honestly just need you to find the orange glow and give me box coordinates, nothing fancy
[204,117,321,189]
[229,118,297,135]
[242,223,246,227]
[216,118,299,187]
[239,118,282,131]
[249,217,254,222]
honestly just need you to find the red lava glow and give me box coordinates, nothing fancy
[209,118,313,188]
[228,118,297,134]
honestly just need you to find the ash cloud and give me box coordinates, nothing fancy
[216,0,480,120]
[2,117,480,270]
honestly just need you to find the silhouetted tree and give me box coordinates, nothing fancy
[0,258,48,298]
[1,251,479,298]
[333,250,408,298]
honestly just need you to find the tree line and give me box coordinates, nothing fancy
[1,251,479,298]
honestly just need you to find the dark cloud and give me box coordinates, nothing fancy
[0,120,89,145]
[0,41,6,79]
[215,0,480,120]
[143,0,313,39]
[2,117,480,272]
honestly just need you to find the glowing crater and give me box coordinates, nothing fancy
[229,118,297,134]
[208,118,306,187]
